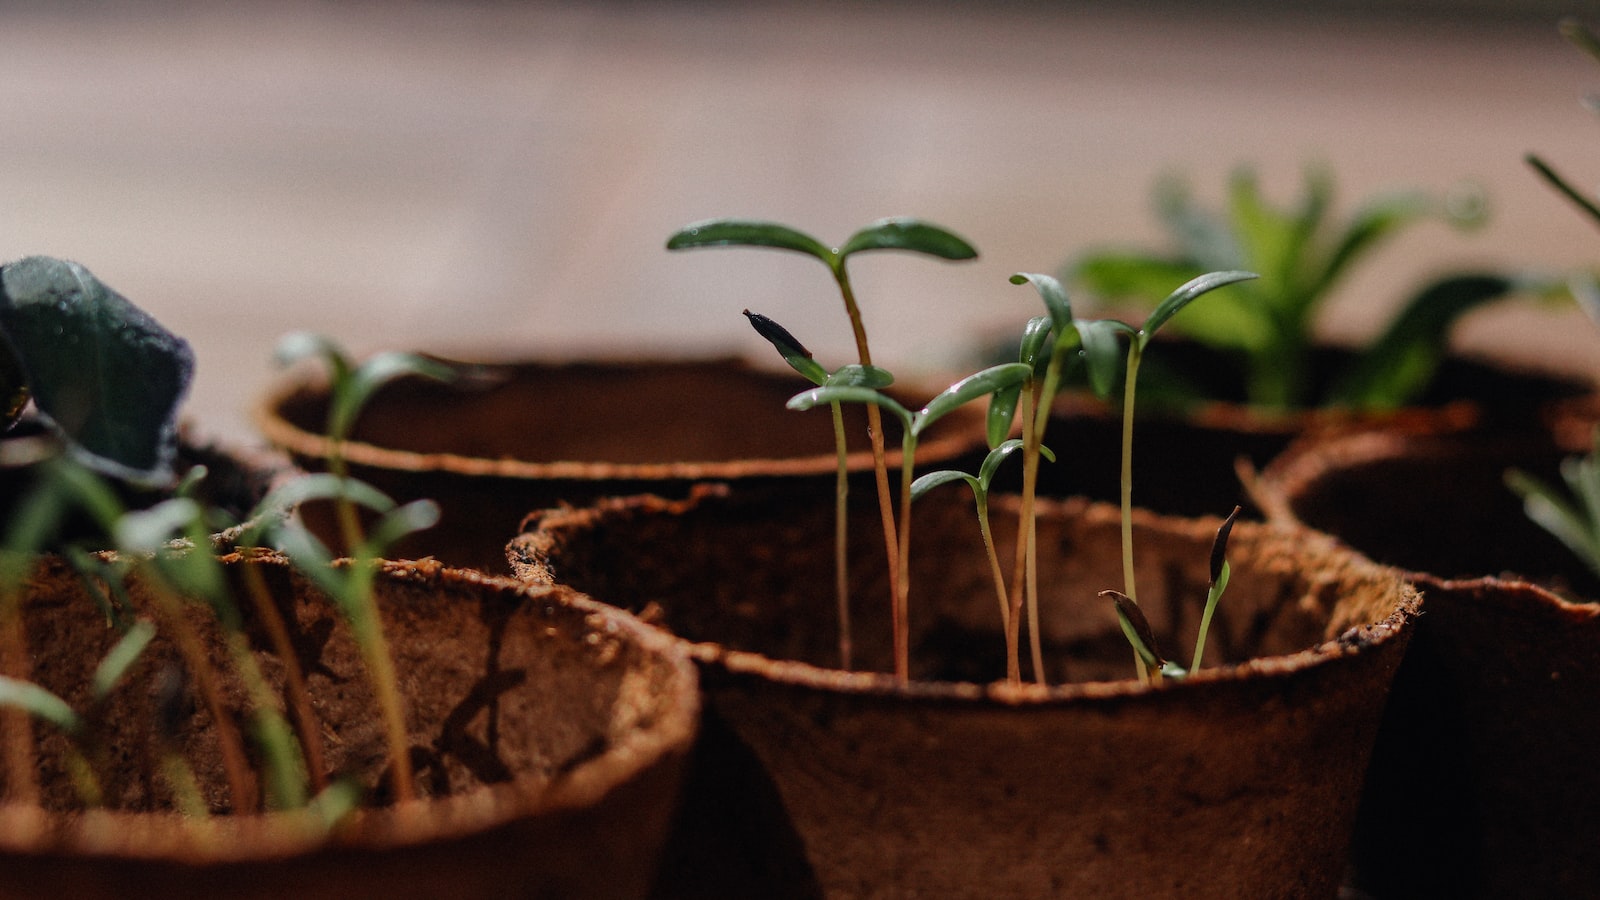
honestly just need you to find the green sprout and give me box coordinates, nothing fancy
[789,362,1031,680]
[1103,504,1239,684]
[271,332,455,554]
[998,270,1251,685]
[1069,166,1528,411]
[1508,18,1600,588]
[669,218,978,680]
[912,438,1053,676]
[744,309,892,671]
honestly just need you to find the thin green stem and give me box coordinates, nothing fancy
[328,453,365,557]
[830,401,852,671]
[894,433,917,681]
[241,556,328,793]
[345,563,414,805]
[974,496,1010,638]
[834,263,904,681]
[1005,386,1039,685]
[1121,344,1143,603]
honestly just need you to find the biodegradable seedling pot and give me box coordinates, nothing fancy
[1345,574,1600,899]
[1251,423,1600,896]
[508,486,1419,899]
[0,554,698,900]
[1254,424,1599,593]
[255,356,984,572]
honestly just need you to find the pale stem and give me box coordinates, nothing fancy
[1121,342,1144,603]
[974,495,1010,637]
[834,263,904,681]
[830,401,852,671]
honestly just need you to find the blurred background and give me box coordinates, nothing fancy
[4,0,1600,441]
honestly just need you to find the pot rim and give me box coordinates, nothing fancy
[514,489,1421,710]
[0,558,700,864]
[253,356,985,482]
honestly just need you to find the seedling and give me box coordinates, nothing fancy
[1103,504,1240,684]
[744,309,891,670]
[912,438,1052,678]
[789,362,1031,680]
[669,217,978,677]
[1509,17,1600,588]
[268,333,453,805]
[1069,166,1529,410]
[1000,270,1252,684]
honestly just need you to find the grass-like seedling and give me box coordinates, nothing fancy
[1069,166,1531,411]
[789,363,1031,681]
[1508,18,1600,588]
[268,333,453,804]
[669,218,978,675]
[912,438,1052,677]
[0,330,442,821]
[272,332,454,554]
[744,309,892,670]
[1103,505,1239,684]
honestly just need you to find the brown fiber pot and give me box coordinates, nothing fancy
[1253,425,1600,896]
[508,486,1419,899]
[254,356,985,573]
[1344,574,1600,899]
[0,554,699,900]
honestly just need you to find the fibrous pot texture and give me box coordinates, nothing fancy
[1257,427,1599,595]
[0,554,698,900]
[254,356,983,571]
[509,486,1418,899]
[1347,574,1600,899]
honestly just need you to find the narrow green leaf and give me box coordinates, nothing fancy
[1507,468,1600,576]
[331,352,455,443]
[1560,17,1600,66]
[1313,191,1434,299]
[743,310,828,385]
[1010,273,1073,335]
[977,438,1028,491]
[787,385,912,428]
[824,364,894,389]
[914,363,1031,436]
[357,499,441,562]
[1153,172,1241,267]
[1527,154,1600,230]
[986,382,1021,449]
[113,498,204,555]
[666,219,834,264]
[92,619,157,702]
[0,676,81,734]
[0,257,194,486]
[1141,270,1259,342]
[910,469,978,503]
[1330,274,1520,409]
[838,218,978,261]
[1018,316,1054,373]
[274,332,352,384]
[1075,319,1134,400]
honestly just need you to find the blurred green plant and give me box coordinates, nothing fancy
[1069,166,1532,411]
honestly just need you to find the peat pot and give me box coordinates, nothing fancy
[1254,426,1600,896]
[1344,575,1600,899]
[0,554,699,900]
[508,486,1420,899]
[255,356,985,572]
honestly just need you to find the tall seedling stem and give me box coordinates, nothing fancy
[670,218,978,682]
